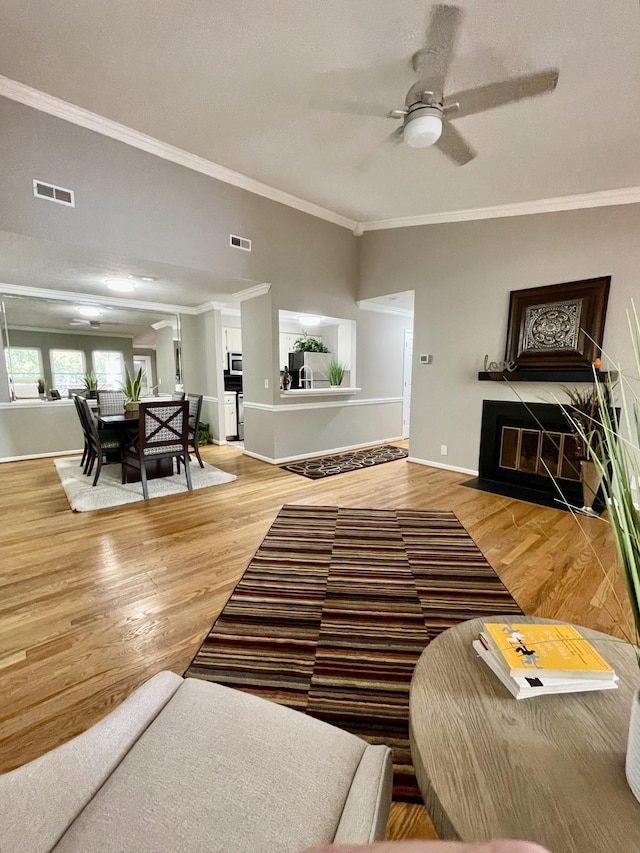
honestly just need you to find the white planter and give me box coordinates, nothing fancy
[626,687,640,802]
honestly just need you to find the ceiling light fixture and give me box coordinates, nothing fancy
[403,107,443,149]
[298,315,322,326]
[106,278,135,293]
[77,306,102,318]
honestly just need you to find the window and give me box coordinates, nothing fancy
[50,349,86,398]
[4,347,43,399]
[93,350,125,390]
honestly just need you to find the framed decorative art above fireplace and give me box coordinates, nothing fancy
[504,276,610,370]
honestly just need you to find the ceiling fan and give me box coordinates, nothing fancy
[340,4,559,166]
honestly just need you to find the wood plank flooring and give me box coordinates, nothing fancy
[0,443,629,839]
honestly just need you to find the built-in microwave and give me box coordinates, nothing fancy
[228,352,243,375]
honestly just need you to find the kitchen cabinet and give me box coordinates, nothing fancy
[223,327,242,355]
[224,392,237,439]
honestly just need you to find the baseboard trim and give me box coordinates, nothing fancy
[0,448,82,464]
[244,436,404,466]
[408,456,478,476]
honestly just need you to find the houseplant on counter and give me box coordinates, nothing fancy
[293,334,329,353]
[561,307,640,800]
[120,367,144,412]
[83,371,99,399]
[326,360,347,387]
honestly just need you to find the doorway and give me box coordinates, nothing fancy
[133,355,154,396]
[402,330,413,439]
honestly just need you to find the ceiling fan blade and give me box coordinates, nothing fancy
[408,4,463,105]
[357,127,404,171]
[309,94,392,118]
[448,69,559,119]
[434,121,475,166]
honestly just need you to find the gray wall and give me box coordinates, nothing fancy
[2,98,404,461]
[359,203,640,472]
[7,329,134,392]
[0,98,356,299]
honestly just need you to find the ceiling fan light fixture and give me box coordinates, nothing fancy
[106,278,135,293]
[77,306,102,318]
[404,109,443,148]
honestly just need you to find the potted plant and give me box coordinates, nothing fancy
[83,371,99,399]
[326,359,346,387]
[197,422,211,446]
[120,367,144,412]
[561,306,640,800]
[37,378,46,400]
[562,380,614,514]
[293,334,329,353]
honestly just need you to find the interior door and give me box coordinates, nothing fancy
[402,330,413,439]
[133,355,153,395]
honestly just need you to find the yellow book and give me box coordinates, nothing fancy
[481,622,615,680]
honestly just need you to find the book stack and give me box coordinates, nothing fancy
[473,622,618,699]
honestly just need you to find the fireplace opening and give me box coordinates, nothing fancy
[463,400,601,511]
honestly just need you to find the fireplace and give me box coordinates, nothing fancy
[466,400,596,510]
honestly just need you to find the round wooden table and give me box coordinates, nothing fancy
[409,616,640,853]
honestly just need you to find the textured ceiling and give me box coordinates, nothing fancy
[1,0,639,222]
[0,232,259,308]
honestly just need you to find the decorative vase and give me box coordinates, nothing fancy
[580,459,601,515]
[124,401,139,413]
[282,367,291,391]
[626,688,640,803]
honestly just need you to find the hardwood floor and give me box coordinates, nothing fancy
[0,443,629,839]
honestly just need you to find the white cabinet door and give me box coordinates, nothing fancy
[224,327,242,354]
[224,393,237,438]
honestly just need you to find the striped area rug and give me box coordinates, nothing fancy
[185,505,522,801]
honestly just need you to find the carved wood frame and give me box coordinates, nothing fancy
[505,276,611,369]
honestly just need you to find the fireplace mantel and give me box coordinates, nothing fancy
[477,369,616,383]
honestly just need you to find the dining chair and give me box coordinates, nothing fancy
[77,395,123,486]
[72,393,91,470]
[97,389,126,414]
[121,400,192,500]
[185,392,204,468]
[172,391,186,401]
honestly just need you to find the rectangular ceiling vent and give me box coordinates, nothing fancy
[229,234,251,252]
[33,180,75,207]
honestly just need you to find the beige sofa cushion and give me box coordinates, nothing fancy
[53,677,370,853]
[0,671,182,853]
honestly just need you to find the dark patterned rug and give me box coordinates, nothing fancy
[185,505,521,801]
[282,444,408,479]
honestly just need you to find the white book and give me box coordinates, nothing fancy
[472,640,619,699]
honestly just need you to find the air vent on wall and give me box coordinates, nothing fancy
[229,234,251,252]
[33,180,75,207]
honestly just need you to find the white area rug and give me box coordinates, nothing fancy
[54,456,236,512]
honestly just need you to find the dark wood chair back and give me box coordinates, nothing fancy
[186,393,204,468]
[122,401,192,499]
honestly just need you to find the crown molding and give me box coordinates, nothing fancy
[8,323,133,339]
[356,300,413,318]
[232,283,272,301]
[361,186,640,231]
[0,75,357,232]
[193,300,228,314]
[0,282,196,314]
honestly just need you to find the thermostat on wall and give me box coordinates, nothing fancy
[419,354,433,364]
